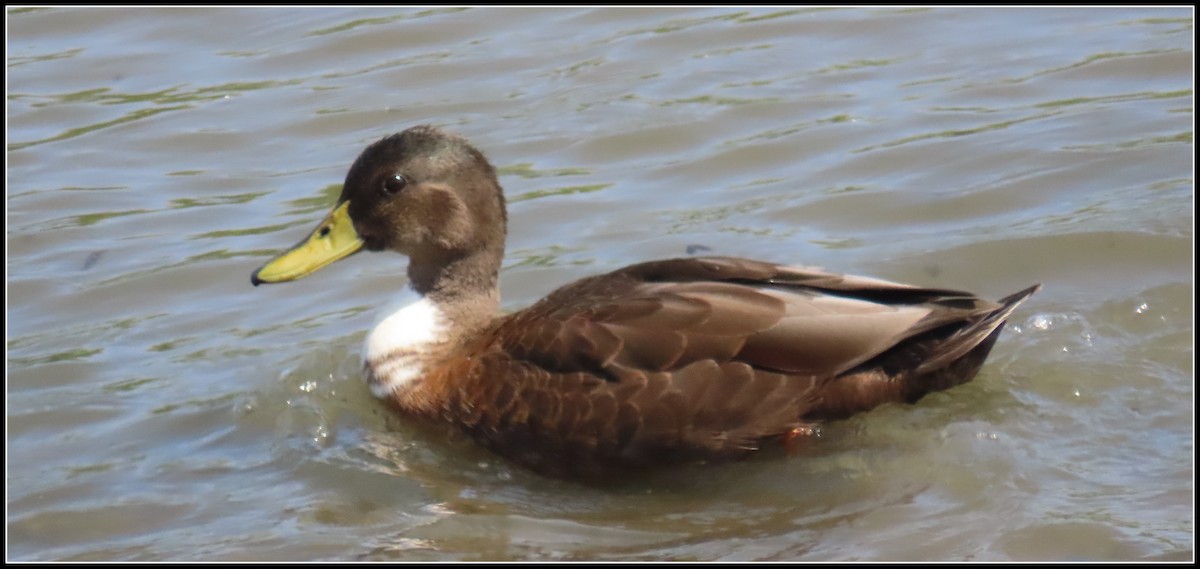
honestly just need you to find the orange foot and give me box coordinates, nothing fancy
[781,424,820,454]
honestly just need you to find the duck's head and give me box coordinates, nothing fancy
[251,125,507,287]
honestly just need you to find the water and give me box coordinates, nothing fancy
[7,7,1193,561]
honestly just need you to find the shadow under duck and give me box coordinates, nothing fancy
[252,125,1040,479]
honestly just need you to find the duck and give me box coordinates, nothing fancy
[251,125,1040,479]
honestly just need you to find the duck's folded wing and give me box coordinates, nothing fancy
[497,256,1002,380]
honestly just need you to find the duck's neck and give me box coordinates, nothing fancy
[363,246,502,400]
[406,246,502,321]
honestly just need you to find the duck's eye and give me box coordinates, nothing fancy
[383,174,408,195]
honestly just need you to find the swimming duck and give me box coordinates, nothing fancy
[251,125,1039,478]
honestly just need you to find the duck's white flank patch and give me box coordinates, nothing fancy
[364,286,447,399]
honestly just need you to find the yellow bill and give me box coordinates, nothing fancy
[251,201,363,285]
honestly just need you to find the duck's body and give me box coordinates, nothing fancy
[252,125,1038,478]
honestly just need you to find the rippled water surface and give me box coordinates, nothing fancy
[7,7,1193,561]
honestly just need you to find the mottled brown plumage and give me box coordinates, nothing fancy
[252,125,1040,479]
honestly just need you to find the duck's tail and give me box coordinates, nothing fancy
[903,282,1041,396]
[998,283,1043,309]
[805,283,1041,421]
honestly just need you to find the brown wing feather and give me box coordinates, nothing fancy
[496,257,1006,380]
